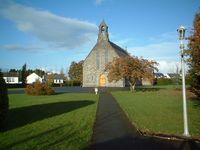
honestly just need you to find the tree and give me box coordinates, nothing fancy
[60,68,64,76]
[47,74,54,87]
[186,12,200,98]
[0,71,9,130]
[34,69,45,77]
[68,60,83,83]
[21,63,28,87]
[9,69,18,73]
[105,56,158,92]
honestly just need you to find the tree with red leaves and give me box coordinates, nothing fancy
[187,12,200,98]
[105,56,158,92]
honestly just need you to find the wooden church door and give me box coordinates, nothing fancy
[99,74,106,87]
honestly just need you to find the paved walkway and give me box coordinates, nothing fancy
[88,91,200,150]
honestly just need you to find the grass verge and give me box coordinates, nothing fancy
[8,88,24,91]
[111,86,200,138]
[0,93,98,150]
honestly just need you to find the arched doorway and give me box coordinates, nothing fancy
[99,74,106,87]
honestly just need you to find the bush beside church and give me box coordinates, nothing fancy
[25,80,55,96]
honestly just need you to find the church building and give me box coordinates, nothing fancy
[82,20,129,87]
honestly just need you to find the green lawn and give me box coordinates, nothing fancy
[112,86,200,138]
[8,88,24,91]
[0,93,98,150]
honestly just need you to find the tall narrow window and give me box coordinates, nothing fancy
[96,50,100,69]
[105,49,108,64]
[102,42,108,64]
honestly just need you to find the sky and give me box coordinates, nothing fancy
[0,0,199,74]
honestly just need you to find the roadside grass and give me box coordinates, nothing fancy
[111,86,200,138]
[0,93,98,150]
[8,88,24,91]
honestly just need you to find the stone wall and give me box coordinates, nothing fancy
[83,41,124,87]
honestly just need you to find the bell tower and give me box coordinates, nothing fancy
[98,20,109,42]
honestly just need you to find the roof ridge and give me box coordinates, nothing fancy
[109,41,129,56]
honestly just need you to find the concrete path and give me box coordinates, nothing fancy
[88,91,200,150]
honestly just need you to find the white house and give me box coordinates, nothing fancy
[163,73,171,79]
[154,73,165,79]
[54,74,64,84]
[3,72,19,84]
[43,74,64,84]
[26,73,42,84]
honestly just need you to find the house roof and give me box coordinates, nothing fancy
[44,74,64,80]
[3,72,19,77]
[167,73,180,78]
[54,74,64,79]
[154,73,164,78]
[83,40,129,63]
[27,73,42,79]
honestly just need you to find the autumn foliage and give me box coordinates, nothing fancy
[68,60,83,84]
[105,56,158,91]
[25,81,55,96]
[187,12,200,98]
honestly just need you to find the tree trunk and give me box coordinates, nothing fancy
[129,81,136,92]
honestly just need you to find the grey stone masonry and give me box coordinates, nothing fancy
[82,20,129,87]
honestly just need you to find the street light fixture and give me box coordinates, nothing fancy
[177,25,190,137]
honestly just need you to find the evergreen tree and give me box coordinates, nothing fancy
[21,63,27,87]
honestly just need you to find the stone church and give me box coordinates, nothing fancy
[82,20,129,87]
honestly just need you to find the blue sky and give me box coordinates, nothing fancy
[0,0,199,74]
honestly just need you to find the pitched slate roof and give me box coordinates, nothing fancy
[109,41,129,57]
[3,72,19,77]
[54,74,64,79]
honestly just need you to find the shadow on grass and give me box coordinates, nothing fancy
[2,100,95,132]
[193,100,200,108]
[3,123,85,149]
[87,135,200,150]
[2,124,68,149]
[135,87,163,92]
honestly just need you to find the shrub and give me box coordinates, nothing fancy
[46,86,55,95]
[0,72,9,130]
[156,78,173,85]
[25,85,34,95]
[25,81,55,96]
[64,80,81,86]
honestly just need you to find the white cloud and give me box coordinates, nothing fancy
[157,60,181,73]
[0,1,98,51]
[129,42,181,73]
[115,38,135,47]
[95,0,105,5]
[129,42,180,60]
[124,31,187,73]
[0,44,40,52]
[148,32,177,43]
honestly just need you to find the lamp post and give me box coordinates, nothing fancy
[177,25,190,137]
